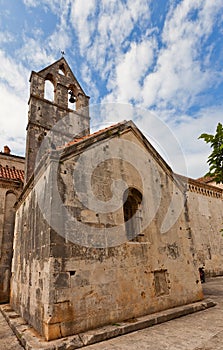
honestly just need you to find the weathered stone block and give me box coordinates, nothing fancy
[43,322,61,341]
[54,273,70,289]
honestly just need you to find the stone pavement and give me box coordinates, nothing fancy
[0,277,223,349]
[0,309,23,350]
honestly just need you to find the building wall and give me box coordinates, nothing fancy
[187,180,223,276]
[0,153,24,303]
[0,153,24,170]
[11,130,203,340]
[11,186,52,333]
[0,190,17,303]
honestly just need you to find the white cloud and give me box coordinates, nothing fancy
[23,0,38,7]
[0,32,14,44]
[18,1,72,68]
[81,64,99,101]
[0,83,27,155]
[107,39,156,102]
[0,51,28,155]
[70,0,96,55]
[90,101,223,179]
[141,0,222,110]
[48,24,71,53]
[70,0,151,76]
[18,37,55,68]
[0,50,28,97]
[133,107,220,179]
[79,0,223,117]
[23,0,67,14]
[162,106,223,178]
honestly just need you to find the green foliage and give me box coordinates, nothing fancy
[198,122,223,184]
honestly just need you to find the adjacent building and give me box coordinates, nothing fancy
[0,146,24,303]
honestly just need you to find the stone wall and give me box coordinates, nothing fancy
[0,154,24,303]
[187,179,223,276]
[11,187,52,333]
[11,127,203,340]
[0,153,24,170]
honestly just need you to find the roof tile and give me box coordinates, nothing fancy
[197,176,214,183]
[0,165,24,182]
[64,122,124,148]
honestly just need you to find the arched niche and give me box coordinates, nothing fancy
[58,64,66,76]
[123,187,143,242]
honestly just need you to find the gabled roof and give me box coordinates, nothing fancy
[0,165,24,182]
[64,122,126,148]
[37,57,67,74]
[31,57,88,96]
[60,120,174,180]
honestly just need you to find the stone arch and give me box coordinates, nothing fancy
[58,63,66,76]
[123,187,143,241]
[44,74,55,102]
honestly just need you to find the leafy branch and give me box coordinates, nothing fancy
[198,122,223,184]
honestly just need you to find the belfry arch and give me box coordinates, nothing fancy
[44,79,54,102]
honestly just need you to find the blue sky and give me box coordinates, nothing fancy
[0,0,223,178]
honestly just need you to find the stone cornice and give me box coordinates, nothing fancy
[187,178,222,198]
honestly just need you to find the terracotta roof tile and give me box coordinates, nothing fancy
[64,122,125,148]
[197,176,214,183]
[0,165,24,182]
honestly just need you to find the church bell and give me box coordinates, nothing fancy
[69,91,76,103]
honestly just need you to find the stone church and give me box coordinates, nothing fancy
[0,58,223,341]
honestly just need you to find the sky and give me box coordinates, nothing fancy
[0,0,223,179]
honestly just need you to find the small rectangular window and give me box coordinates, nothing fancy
[154,270,169,296]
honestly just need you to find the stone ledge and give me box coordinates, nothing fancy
[0,299,216,350]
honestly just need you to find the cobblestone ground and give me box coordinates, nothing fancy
[83,277,223,350]
[0,277,223,350]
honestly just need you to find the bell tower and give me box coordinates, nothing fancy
[24,57,90,183]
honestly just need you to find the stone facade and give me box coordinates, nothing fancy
[11,120,205,340]
[0,149,24,303]
[1,58,223,341]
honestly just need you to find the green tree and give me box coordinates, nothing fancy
[198,122,223,184]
